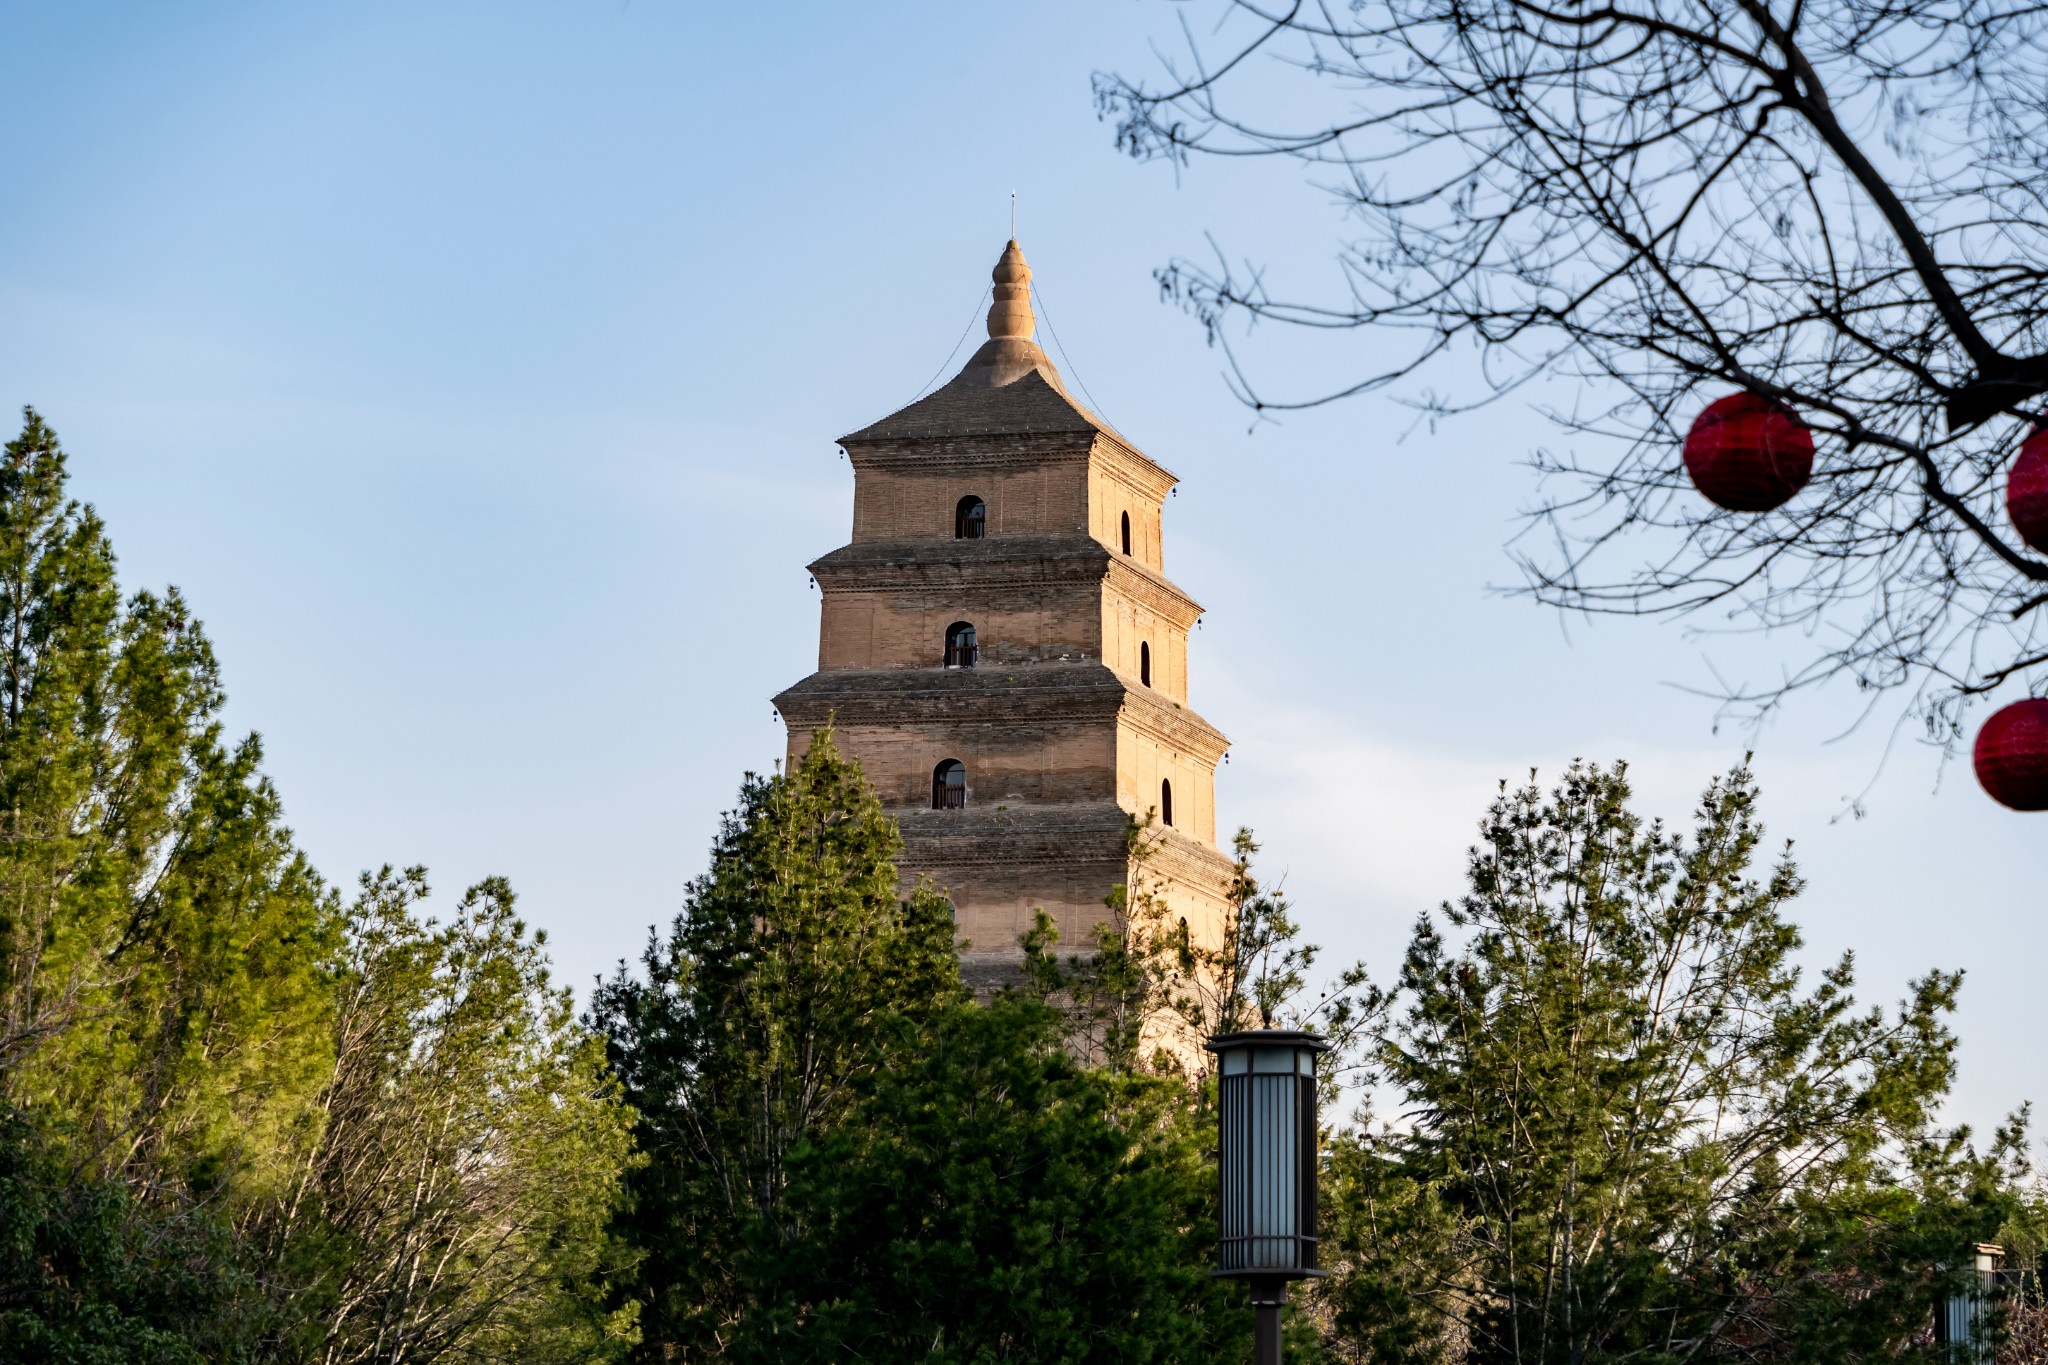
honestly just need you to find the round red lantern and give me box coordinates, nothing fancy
[2008,423,2048,554]
[1974,698,2048,812]
[1682,392,1815,512]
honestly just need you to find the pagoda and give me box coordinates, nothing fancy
[774,241,1234,987]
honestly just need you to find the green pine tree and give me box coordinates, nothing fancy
[742,993,1244,1364]
[0,407,640,1362]
[0,1101,268,1363]
[1315,760,2020,1364]
[591,731,963,1359]
[0,407,339,1195]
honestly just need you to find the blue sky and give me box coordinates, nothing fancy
[1,2,2037,1133]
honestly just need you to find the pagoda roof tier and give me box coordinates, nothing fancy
[841,366,1109,444]
[773,661,1229,763]
[808,533,1205,628]
[897,801,1236,878]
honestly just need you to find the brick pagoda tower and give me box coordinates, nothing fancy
[774,241,1234,988]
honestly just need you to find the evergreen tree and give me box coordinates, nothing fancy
[742,994,1243,1364]
[591,731,963,1359]
[0,1103,268,1364]
[1315,761,2020,1364]
[599,752,1276,1362]
[0,408,638,1362]
[0,406,338,1194]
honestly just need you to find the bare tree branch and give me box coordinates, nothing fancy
[1100,0,2048,747]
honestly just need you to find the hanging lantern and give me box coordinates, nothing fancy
[1974,699,2048,812]
[1682,392,1815,512]
[1210,1029,1330,1365]
[2009,423,2048,554]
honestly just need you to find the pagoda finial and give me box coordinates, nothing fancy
[987,240,1034,340]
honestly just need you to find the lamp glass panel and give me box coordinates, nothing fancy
[1248,1073,1299,1265]
[1214,1036,1323,1276]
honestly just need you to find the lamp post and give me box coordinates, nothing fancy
[1208,1029,1330,1365]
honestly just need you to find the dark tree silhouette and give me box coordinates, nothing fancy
[1099,1,2048,755]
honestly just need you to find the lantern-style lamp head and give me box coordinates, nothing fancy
[1209,1030,1331,1281]
[1211,1030,1330,1364]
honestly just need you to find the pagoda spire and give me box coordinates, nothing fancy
[951,239,1062,391]
[987,240,1034,340]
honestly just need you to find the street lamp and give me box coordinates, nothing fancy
[1208,1029,1331,1365]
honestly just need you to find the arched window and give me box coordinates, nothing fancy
[956,496,986,540]
[933,759,967,810]
[1120,510,1132,556]
[1160,778,1174,827]
[944,621,978,668]
[1139,641,1151,687]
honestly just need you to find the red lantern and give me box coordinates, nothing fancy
[1974,698,2048,812]
[1682,392,1815,512]
[2009,423,2048,554]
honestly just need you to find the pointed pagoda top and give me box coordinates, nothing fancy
[841,240,1128,444]
[987,239,1034,339]
[951,239,1063,390]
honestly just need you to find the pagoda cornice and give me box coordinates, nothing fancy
[1091,432,1180,503]
[774,662,1229,763]
[844,431,1096,470]
[775,661,1127,728]
[1141,827,1241,889]
[810,534,1206,626]
[810,533,1107,587]
[841,431,1183,502]
[1104,555,1206,629]
[1118,686,1231,766]
[895,804,1234,883]
[896,801,1133,868]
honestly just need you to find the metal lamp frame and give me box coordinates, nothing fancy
[1208,1029,1331,1365]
